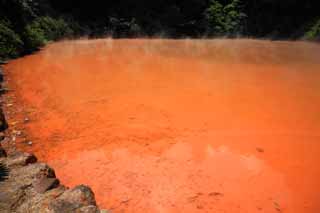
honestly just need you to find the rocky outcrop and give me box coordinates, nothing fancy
[0,152,100,213]
[0,65,101,212]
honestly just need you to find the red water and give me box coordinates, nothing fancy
[4,39,320,212]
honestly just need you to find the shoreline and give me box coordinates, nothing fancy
[0,64,101,212]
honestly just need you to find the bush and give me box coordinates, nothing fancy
[34,16,73,40]
[23,16,73,50]
[0,20,23,60]
[107,17,142,37]
[204,0,246,36]
[23,22,47,50]
[304,18,320,41]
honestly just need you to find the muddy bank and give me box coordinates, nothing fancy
[0,66,101,213]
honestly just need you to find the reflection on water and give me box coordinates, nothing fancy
[51,142,290,212]
[4,39,320,212]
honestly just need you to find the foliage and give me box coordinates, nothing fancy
[23,21,46,50]
[1,0,320,60]
[304,18,320,40]
[23,16,72,50]
[108,17,142,37]
[0,20,23,59]
[204,0,246,36]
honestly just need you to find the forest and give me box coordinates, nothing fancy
[0,0,319,60]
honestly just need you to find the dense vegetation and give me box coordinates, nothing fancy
[0,0,319,60]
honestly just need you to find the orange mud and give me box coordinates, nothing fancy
[3,39,320,212]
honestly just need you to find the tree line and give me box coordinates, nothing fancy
[1,0,319,60]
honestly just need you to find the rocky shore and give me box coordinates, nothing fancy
[0,65,101,213]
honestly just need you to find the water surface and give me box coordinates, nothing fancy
[4,39,320,212]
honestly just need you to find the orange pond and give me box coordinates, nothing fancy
[4,39,320,212]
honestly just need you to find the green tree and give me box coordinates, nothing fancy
[204,0,246,36]
[0,20,23,59]
[304,18,320,40]
[23,16,72,51]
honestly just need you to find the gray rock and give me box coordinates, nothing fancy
[48,202,99,213]
[16,186,66,213]
[48,199,80,213]
[6,152,37,167]
[0,162,57,212]
[9,163,56,190]
[0,183,26,213]
[77,205,100,213]
[58,185,97,206]
[0,143,100,212]
[0,161,100,212]
[47,185,97,212]
[33,177,60,193]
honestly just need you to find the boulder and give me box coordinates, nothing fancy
[47,202,99,213]
[0,183,26,213]
[16,186,66,213]
[6,152,37,167]
[33,177,60,194]
[0,160,100,212]
[14,163,55,182]
[48,185,97,212]
[56,185,97,206]
[77,205,100,213]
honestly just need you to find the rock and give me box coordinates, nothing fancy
[0,162,9,181]
[48,201,99,213]
[58,185,97,206]
[16,186,66,213]
[0,109,8,131]
[77,205,100,213]
[48,185,97,212]
[0,146,6,157]
[8,163,55,189]
[0,60,8,65]
[17,163,55,180]
[33,177,60,193]
[0,160,100,212]
[0,162,57,212]
[0,132,5,141]
[6,152,37,167]
[0,183,26,213]
[48,199,81,212]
